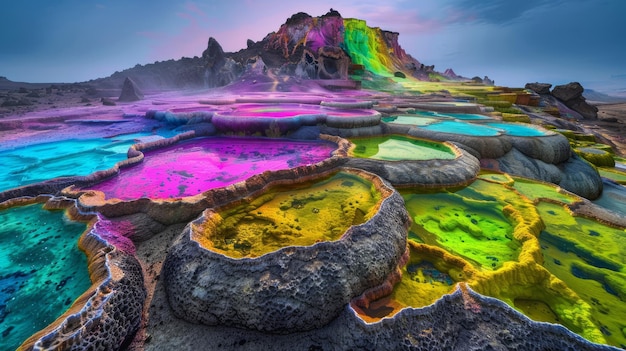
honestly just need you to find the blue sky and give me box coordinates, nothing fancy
[1,0,624,91]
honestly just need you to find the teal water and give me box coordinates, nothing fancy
[444,113,493,120]
[410,110,452,118]
[485,122,547,137]
[0,137,137,192]
[0,203,90,351]
[381,115,441,126]
[410,110,492,121]
[421,121,501,136]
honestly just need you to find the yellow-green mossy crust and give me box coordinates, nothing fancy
[575,147,616,167]
[501,113,531,123]
[162,168,410,333]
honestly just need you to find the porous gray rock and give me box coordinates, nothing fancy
[118,77,144,102]
[163,169,409,333]
[145,285,620,350]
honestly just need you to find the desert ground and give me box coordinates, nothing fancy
[585,102,626,155]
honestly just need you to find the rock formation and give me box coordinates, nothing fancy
[118,77,143,102]
[87,9,470,91]
[442,68,459,79]
[552,82,598,119]
[526,82,598,119]
[525,82,552,95]
[202,37,243,88]
[163,168,409,333]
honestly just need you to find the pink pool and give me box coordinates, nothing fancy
[88,137,337,200]
[211,103,381,134]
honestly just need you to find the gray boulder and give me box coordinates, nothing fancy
[525,82,552,95]
[552,82,584,102]
[552,82,598,119]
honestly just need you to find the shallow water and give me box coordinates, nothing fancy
[0,204,89,351]
[420,120,501,136]
[593,179,626,217]
[89,137,337,200]
[538,202,626,347]
[402,180,520,271]
[381,115,441,126]
[510,177,580,204]
[349,135,456,161]
[485,122,547,137]
[197,171,380,258]
[444,112,493,120]
[0,137,139,192]
[353,246,459,322]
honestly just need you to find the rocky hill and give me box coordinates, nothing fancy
[88,9,462,91]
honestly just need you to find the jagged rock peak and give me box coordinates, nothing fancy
[285,12,312,25]
[118,77,143,102]
[321,8,342,18]
[203,38,225,58]
[202,37,226,69]
[443,68,458,78]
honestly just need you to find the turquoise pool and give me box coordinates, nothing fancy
[0,203,90,351]
[420,121,501,136]
[486,122,548,137]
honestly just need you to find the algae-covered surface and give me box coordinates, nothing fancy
[402,180,522,271]
[538,202,626,348]
[348,135,456,161]
[0,204,90,351]
[599,167,626,184]
[353,243,463,322]
[201,171,381,258]
[510,177,580,204]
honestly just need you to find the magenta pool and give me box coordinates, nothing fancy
[87,137,337,200]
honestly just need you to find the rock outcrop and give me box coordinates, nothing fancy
[442,68,459,79]
[525,82,552,95]
[202,37,243,88]
[525,82,599,120]
[551,82,598,119]
[163,168,410,333]
[118,77,143,102]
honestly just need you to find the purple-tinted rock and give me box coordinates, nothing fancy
[443,68,458,79]
[569,98,599,119]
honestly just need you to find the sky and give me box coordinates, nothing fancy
[1,0,624,92]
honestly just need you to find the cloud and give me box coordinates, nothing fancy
[443,0,584,25]
[348,4,444,34]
